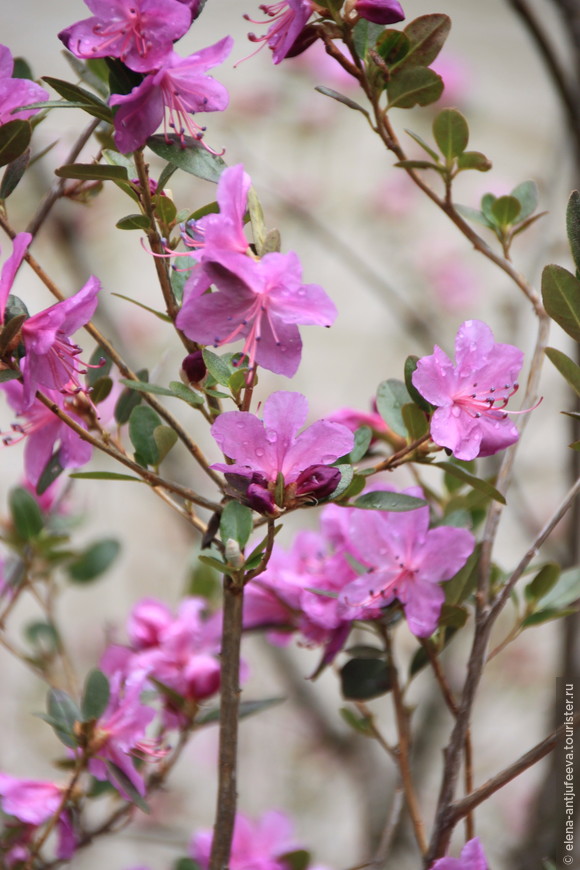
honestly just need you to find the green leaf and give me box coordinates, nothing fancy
[9,486,43,540]
[456,151,492,172]
[202,349,232,387]
[542,264,580,341]
[352,18,383,59]
[432,108,469,161]
[404,355,433,411]
[90,376,113,404]
[278,850,311,870]
[105,761,150,812]
[524,563,560,603]
[387,67,444,109]
[153,425,178,463]
[454,204,493,228]
[69,471,143,482]
[153,193,177,226]
[398,14,451,69]
[25,621,60,654]
[545,347,580,397]
[536,566,580,611]
[55,163,129,182]
[376,378,412,437]
[444,545,480,606]
[352,491,426,511]
[67,539,121,583]
[157,161,178,192]
[119,378,174,397]
[129,405,163,466]
[435,461,506,505]
[0,369,21,383]
[0,147,31,199]
[327,464,355,501]
[566,190,580,274]
[146,135,226,183]
[196,696,284,726]
[116,367,149,423]
[115,213,151,231]
[394,159,442,172]
[481,193,497,223]
[168,381,205,407]
[174,860,202,870]
[522,608,576,628]
[402,402,429,440]
[314,86,369,118]
[46,688,81,748]
[511,180,538,222]
[111,292,170,321]
[347,427,373,463]
[220,501,253,550]
[36,451,65,496]
[340,658,394,700]
[81,669,110,721]
[0,312,27,357]
[339,706,373,736]
[0,120,31,168]
[43,76,111,114]
[491,195,521,227]
[197,554,237,577]
[376,29,411,66]
[404,128,440,161]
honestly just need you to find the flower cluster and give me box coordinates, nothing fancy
[101,596,224,727]
[59,0,232,152]
[0,774,75,865]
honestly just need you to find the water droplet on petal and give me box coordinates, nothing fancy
[265,429,277,443]
[255,447,265,457]
[451,406,461,417]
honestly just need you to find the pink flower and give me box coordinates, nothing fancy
[191,810,301,870]
[0,47,49,126]
[109,38,232,153]
[0,774,75,860]
[210,391,354,514]
[1,381,92,487]
[411,320,525,461]
[430,837,488,870]
[0,232,31,324]
[338,487,475,637]
[19,276,100,408]
[58,0,192,73]
[354,0,405,25]
[177,250,337,377]
[245,1,315,65]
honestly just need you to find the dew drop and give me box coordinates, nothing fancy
[451,406,461,417]
[265,429,277,443]
[255,447,265,458]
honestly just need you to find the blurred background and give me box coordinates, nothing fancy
[0,0,578,868]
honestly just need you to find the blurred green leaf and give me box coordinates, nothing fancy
[147,135,226,183]
[352,18,383,59]
[402,402,429,440]
[46,688,81,748]
[56,163,128,182]
[545,347,580,397]
[105,761,149,812]
[456,151,492,172]
[542,264,580,341]
[352,491,426,511]
[279,850,311,870]
[435,461,506,504]
[153,425,178,463]
[81,669,110,721]
[119,378,174,397]
[70,471,142,482]
[67,539,121,583]
[566,190,580,274]
[340,658,393,700]
[524,563,560,603]
[511,180,538,222]
[0,147,30,198]
[129,405,163,465]
[444,546,480,606]
[387,67,443,109]
[339,706,373,736]
[433,108,468,161]
[196,696,284,725]
[36,451,65,496]
[25,621,59,654]
[0,369,21,383]
[491,195,521,227]
[404,128,440,161]
[536,566,580,611]
[0,120,31,168]
[9,486,43,540]
[314,86,369,117]
[376,378,412,437]
[376,29,410,65]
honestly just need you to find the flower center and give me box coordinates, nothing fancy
[454,380,519,420]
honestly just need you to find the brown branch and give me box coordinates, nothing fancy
[448,713,580,825]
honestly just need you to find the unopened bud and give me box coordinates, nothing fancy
[181,351,207,385]
[354,0,405,24]
[295,464,340,500]
[225,538,244,568]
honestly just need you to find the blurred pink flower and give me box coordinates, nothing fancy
[430,837,488,870]
[0,48,49,125]
[191,810,305,870]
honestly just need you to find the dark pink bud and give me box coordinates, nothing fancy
[223,472,277,515]
[181,351,207,384]
[246,481,277,515]
[284,23,321,58]
[355,0,405,25]
[295,464,340,500]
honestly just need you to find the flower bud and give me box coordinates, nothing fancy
[354,0,405,25]
[181,351,207,385]
[295,464,340,500]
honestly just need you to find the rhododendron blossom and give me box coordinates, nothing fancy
[0,774,75,860]
[0,232,31,325]
[109,37,232,153]
[1,381,92,487]
[412,319,525,461]
[19,276,100,407]
[430,837,488,870]
[177,250,337,377]
[0,48,49,126]
[58,0,192,73]
[211,391,354,514]
[338,487,475,636]
[245,1,314,64]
